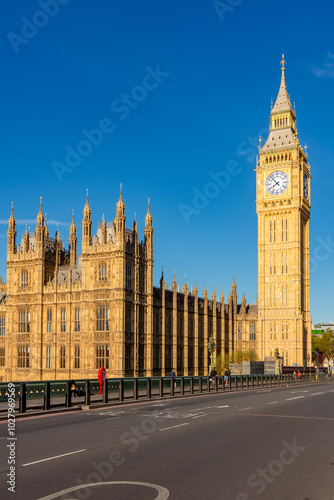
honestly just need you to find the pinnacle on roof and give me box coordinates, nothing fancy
[116,185,125,215]
[70,210,76,234]
[271,54,293,114]
[83,189,91,217]
[145,198,152,226]
[8,202,15,228]
[37,197,44,226]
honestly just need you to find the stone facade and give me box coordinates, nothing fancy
[0,57,311,381]
[256,55,311,366]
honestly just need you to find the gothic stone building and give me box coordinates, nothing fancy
[0,57,311,382]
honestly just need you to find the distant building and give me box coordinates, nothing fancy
[312,323,334,335]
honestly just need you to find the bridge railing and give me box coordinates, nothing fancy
[0,372,321,415]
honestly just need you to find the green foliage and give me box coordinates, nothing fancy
[312,329,334,363]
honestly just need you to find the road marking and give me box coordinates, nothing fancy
[257,390,271,393]
[285,396,305,401]
[192,414,207,419]
[239,407,252,411]
[310,392,325,396]
[291,390,308,393]
[23,449,86,467]
[159,423,189,432]
[267,401,278,405]
[37,481,170,500]
[214,405,229,408]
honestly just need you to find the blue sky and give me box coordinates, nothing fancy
[0,0,333,324]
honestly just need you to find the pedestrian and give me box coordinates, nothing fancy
[71,380,78,397]
[297,370,301,381]
[293,370,297,381]
[224,368,229,385]
[210,367,218,389]
[170,368,176,388]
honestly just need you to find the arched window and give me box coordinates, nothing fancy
[99,263,107,281]
[21,270,29,287]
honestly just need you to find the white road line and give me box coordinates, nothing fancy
[239,407,252,411]
[23,449,86,467]
[257,390,271,393]
[286,396,305,401]
[310,392,325,396]
[159,423,189,432]
[214,405,229,408]
[267,401,278,405]
[192,414,207,419]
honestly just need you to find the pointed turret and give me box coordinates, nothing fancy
[261,55,299,153]
[203,283,208,300]
[220,286,224,305]
[7,203,16,254]
[160,268,165,289]
[172,273,177,292]
[212,286,216,302]
[115,188,126,248]
[241,291,246,314]
[55,226,61,273]
[82,190,92,252]
[36,197,46,250]
[23,226,29,253]
[144,198,153,259]
[183,274,188,295]
[231,274,237,294]
[194,280,198,297]
[69,211,77,266]
[101,214,106,245]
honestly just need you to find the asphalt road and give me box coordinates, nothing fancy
[0,381,333,500]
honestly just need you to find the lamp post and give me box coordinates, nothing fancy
[307,353,310,381]
[274,348,280,375]
[207,336,216,374]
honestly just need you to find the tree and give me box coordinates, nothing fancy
[312,329,334,366]
[319,329,334,366]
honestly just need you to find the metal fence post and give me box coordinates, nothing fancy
[147,378,151,399]
[207,376,211,392]
[119,379,124,402]
[190,377,194,395]
[159,378,164,397]
[235,376,238,390]
[170,377,174,396]
[246,376,249,389]
[85,380,90,406]
[19,383,26,414]
[180,377,184,396]
[103,379,108,403]
[44,382,50,410]
[133,378,138,401]
[199,377,202,394]
[65,381,71,408]
[229,376,232,391]
[241,376,244,390]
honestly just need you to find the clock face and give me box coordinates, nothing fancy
[266,170,289,196]
[303,173,308,199]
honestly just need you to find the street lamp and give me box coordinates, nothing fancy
[307,353,311,380]
[207,336,216,373]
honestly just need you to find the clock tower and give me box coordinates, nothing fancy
[256,56,311,366]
